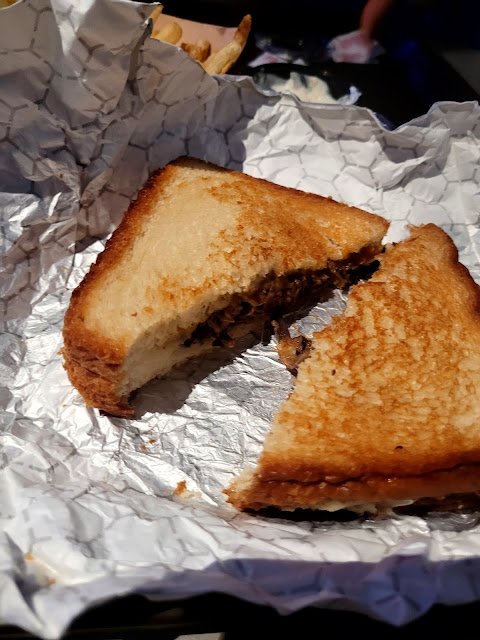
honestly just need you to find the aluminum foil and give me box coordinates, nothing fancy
[1,1,480,637]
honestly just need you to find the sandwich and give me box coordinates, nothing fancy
[226,224,480,513]
[62,157,388,417]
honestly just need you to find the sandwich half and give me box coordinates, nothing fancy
[62,157,388,417]
[226,224,480,513]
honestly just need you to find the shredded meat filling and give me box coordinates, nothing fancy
[273,318,312,373]
[183,252,380,360]
[183,269,333,349]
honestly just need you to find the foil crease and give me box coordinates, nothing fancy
[1,1,480,637]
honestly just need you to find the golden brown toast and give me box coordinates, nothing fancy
[226,224,480,513]
[62,157,388,416]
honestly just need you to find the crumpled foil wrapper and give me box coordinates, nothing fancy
[1,1,480,637]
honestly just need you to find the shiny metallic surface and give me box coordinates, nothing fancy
[1,1,480,637]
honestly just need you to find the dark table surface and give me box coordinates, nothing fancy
[166,0,480,128]
[2,592,480,639]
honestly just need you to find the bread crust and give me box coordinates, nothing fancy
[64,357,133,416]
[225,463,480,511]
[63,167,173,415]
[62,157,388,416]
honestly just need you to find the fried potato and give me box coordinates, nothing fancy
[149,5,163,25]
[202,14,251,74]
[181,39,211,63]
[153,21,183,45]
[234,14,252,47]
[203,40,242,74]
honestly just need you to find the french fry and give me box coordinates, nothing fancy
[202,14,251,74]
[202,40,242,74]
[181,40,212,63]
[149,4,163,26]
[197,40,212,62]
[234,14,252,47]
[153,21,183,45]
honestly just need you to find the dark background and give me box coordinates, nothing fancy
[3,592,480,638]
[158,0,480,126]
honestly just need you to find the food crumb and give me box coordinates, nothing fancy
[173,480,201,503]
[48,578,56,585]
[174,480,187,496]
[149,438,156,444]
[25,553,34,561]
[141,444,147,451]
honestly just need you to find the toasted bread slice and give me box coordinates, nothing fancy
[226,224,480,513]
[63,157,388,416]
